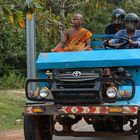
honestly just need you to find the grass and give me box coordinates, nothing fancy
[0,90,25,131]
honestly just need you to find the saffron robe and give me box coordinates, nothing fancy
[54,28,92,52]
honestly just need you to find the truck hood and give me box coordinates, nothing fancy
[36,49,140,70]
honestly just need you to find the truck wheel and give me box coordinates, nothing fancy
[93,118,122,132]
[24,115,53,140]
[104,117,123,132]
[93,120,105,131]
[138,111,140,140]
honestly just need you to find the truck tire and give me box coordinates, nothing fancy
[24,115,53,140]
[93,120,121,132]
[138,111,140,140]
[104,117,123,132]
[93,120,105,131]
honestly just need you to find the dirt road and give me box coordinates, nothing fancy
[0,119,86,140]
[0,129,24,140]
[0,128,138,140]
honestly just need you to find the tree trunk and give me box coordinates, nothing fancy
[60,0,65,37]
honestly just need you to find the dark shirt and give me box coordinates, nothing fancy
[105,23,125,34]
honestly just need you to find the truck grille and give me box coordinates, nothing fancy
[52,68,101,82]
[51,68,102,104]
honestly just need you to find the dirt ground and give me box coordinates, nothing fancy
[0,129,24,140]
[0,119,89,140]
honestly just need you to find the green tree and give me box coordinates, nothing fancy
[1,0,140,89]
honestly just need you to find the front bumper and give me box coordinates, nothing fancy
[25,77,135,103]
[24,104,138,116]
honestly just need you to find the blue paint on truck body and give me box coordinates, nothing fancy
[36,35,140,106]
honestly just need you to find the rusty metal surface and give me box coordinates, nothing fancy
[24,104,138,116]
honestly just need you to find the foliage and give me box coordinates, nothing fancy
[1,0,140,89]
[0,72,25,89]
[0,17,26,77]
[0,0,44,28]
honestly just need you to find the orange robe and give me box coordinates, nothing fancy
[54,28,92,52]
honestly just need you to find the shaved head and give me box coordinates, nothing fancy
[73,13,84,20]
[71,13,84,28]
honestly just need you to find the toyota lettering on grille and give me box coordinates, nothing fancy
[72,71,81,77]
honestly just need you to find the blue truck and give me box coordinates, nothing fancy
[24,35,140,140]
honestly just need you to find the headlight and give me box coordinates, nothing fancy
[39,87,49,98]
[106,86,117,98]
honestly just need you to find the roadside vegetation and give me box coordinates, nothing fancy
[1,0,140,89]
[0,72,25,90]
[0,90,25,131]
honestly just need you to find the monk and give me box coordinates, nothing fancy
[52,13,92,52]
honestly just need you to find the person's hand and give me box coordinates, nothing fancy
[128,39,138,47]
[103,40,109,46]
[51,49,54,52]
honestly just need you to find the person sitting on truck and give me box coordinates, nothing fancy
[52,13,92,52]
[105,13,140,48]
[105,8,126,34]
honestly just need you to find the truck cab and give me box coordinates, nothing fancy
[24,34,140,140]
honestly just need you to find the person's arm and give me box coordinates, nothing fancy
[128,31,140,48]
[82,38,92,50]
[136,39,140,48]
[104,31,122,47]
[135,33,140,48]
[81,30,92,51]
[128,39,139,48]
[110,31,121,44]
[51,32,68,52]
